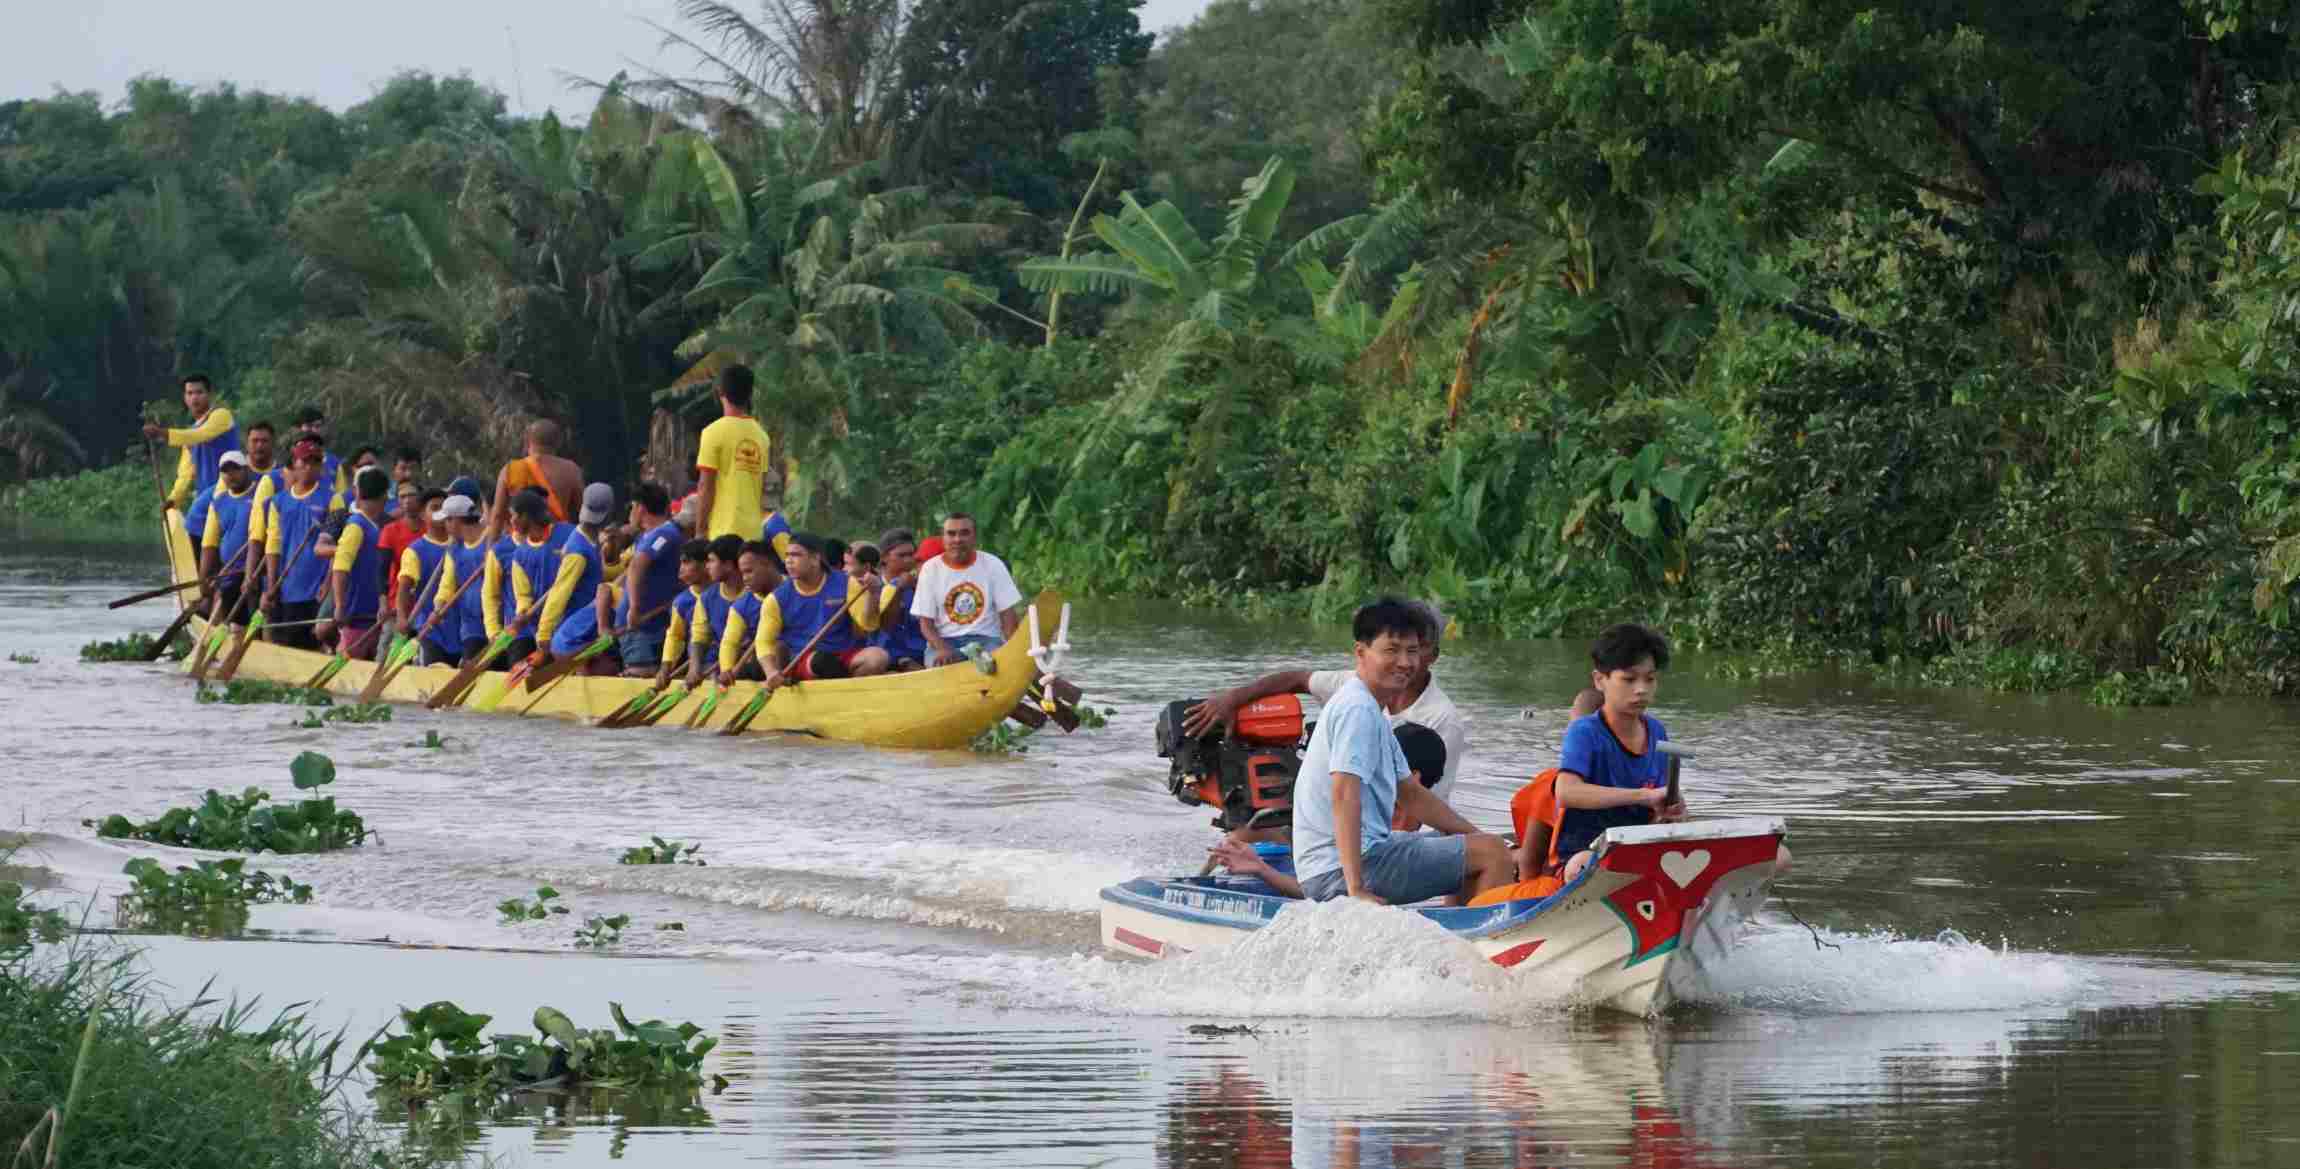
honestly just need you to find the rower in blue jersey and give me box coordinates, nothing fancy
[693,535,747,682]
[181,482,217,553]
[538,483,615,661]
[392,489,456,664]
[713,538,787,682]
[288,407,350,498]
[504,489,576,664]
[436,495,493,664]
[260,448,339,649]
[870,528,930,671]
[750,531,889,688]
[145,374,242,513]
[760,508,794,571]
[319,467,393,661]
[607,481,684,677]
[654,541,715,687]
[197,451,262,625]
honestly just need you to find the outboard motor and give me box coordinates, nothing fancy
[1155,696,1305,831]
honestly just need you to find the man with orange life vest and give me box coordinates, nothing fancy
[499,488,577,665]
[259,445,340,650]
[652,541,716,688]
[713,539,787,683]
[490,420,583,534]
[432,494,493,665]
[748,532,888,690]
[317,467,393,660]
[532,483,615,672]
[910,513,1022,667]
[391,489,456,664]
[196,451,262,625]
[145,373,242,514]
[692,364,770,542]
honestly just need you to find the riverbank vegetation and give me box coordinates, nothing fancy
[8,0,2300,699]
[0,944,451,1168]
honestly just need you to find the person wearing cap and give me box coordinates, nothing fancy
[289,407,348,496]
[259,447,340,650]
[503,488,576,665]
[392,488,455,662]
[144,373,244,512]
[531,483,615,668]
[748,531,888,689]
[197,451,262,624]
[692,364,771,541]
[317,467,394,659]
[432,494,493,664]
[1181,600,1469,807]
[603,481,683,677]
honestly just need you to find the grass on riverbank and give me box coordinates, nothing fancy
[0,462,151,528]
[0,902,461,1167]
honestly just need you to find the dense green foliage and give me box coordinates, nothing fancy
[80,629,189,662]
[88,751,372,853]
[620,837,707,866]
[12,0,2300,698]
[0,947,448,1169]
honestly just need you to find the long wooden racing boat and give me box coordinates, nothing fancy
[158,509,1056,749]
[1100,817,1789,1016]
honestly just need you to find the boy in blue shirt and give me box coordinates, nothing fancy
[1553,623,1685,883]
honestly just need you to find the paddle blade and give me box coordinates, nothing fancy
[686,686,725,728]
[633,686,690,727]
[719,689,770,736]
[597,689,655,728]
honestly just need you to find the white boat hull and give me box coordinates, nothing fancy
[1099,818,1787,1016]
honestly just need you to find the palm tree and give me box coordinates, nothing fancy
[637,0,910,170]
[649,149,1002,517]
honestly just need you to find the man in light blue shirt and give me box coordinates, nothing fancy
[1292,598,1514,904]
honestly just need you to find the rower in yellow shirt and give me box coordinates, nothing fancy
[142,374,242,511]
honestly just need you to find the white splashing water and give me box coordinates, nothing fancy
[1681,923,2099,1014]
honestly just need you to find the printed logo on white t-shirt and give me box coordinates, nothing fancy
[943,581,986,626]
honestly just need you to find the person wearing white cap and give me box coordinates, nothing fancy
[430,494,492,664]
[392,488,458,664]
[530,483,616,671]
[197,451,262,625]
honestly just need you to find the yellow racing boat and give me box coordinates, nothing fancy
[158,510,1058,750]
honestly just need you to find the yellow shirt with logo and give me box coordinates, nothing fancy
[695,415,770,540]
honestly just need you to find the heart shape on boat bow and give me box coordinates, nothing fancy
[1659,849,1711,888]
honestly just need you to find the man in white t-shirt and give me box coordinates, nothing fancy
[1180,601,1468,804]
[908,511,1024,666]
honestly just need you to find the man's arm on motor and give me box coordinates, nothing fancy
[1180,670,1314,737]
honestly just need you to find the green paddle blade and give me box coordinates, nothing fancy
[643,686,687,717]
[389,637,420,670]
[245,612,266,634]
[576,633,615,662]
[693,687,725,722]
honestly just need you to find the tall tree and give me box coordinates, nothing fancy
[891,0,1152,211]
[642,0,911,168]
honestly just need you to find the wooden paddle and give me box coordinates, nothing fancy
[143,583,208,663]
[608,605,724,728]
[721,590,867,737]
[184,540,260,680]
[214,507,330,683]
[426,594,544,710]
[513,599,677,716]
[108,579,201,610]
[305,618,389,690]
[359,558,484,704]
[685,643,754,729]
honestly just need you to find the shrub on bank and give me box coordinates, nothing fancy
[0,946,451,1169]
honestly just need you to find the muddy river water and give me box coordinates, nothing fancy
[5,538,2299,1167]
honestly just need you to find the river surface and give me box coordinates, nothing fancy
[5,536,2300,1167]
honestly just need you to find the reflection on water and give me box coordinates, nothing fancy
[7,550,2300,1167]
